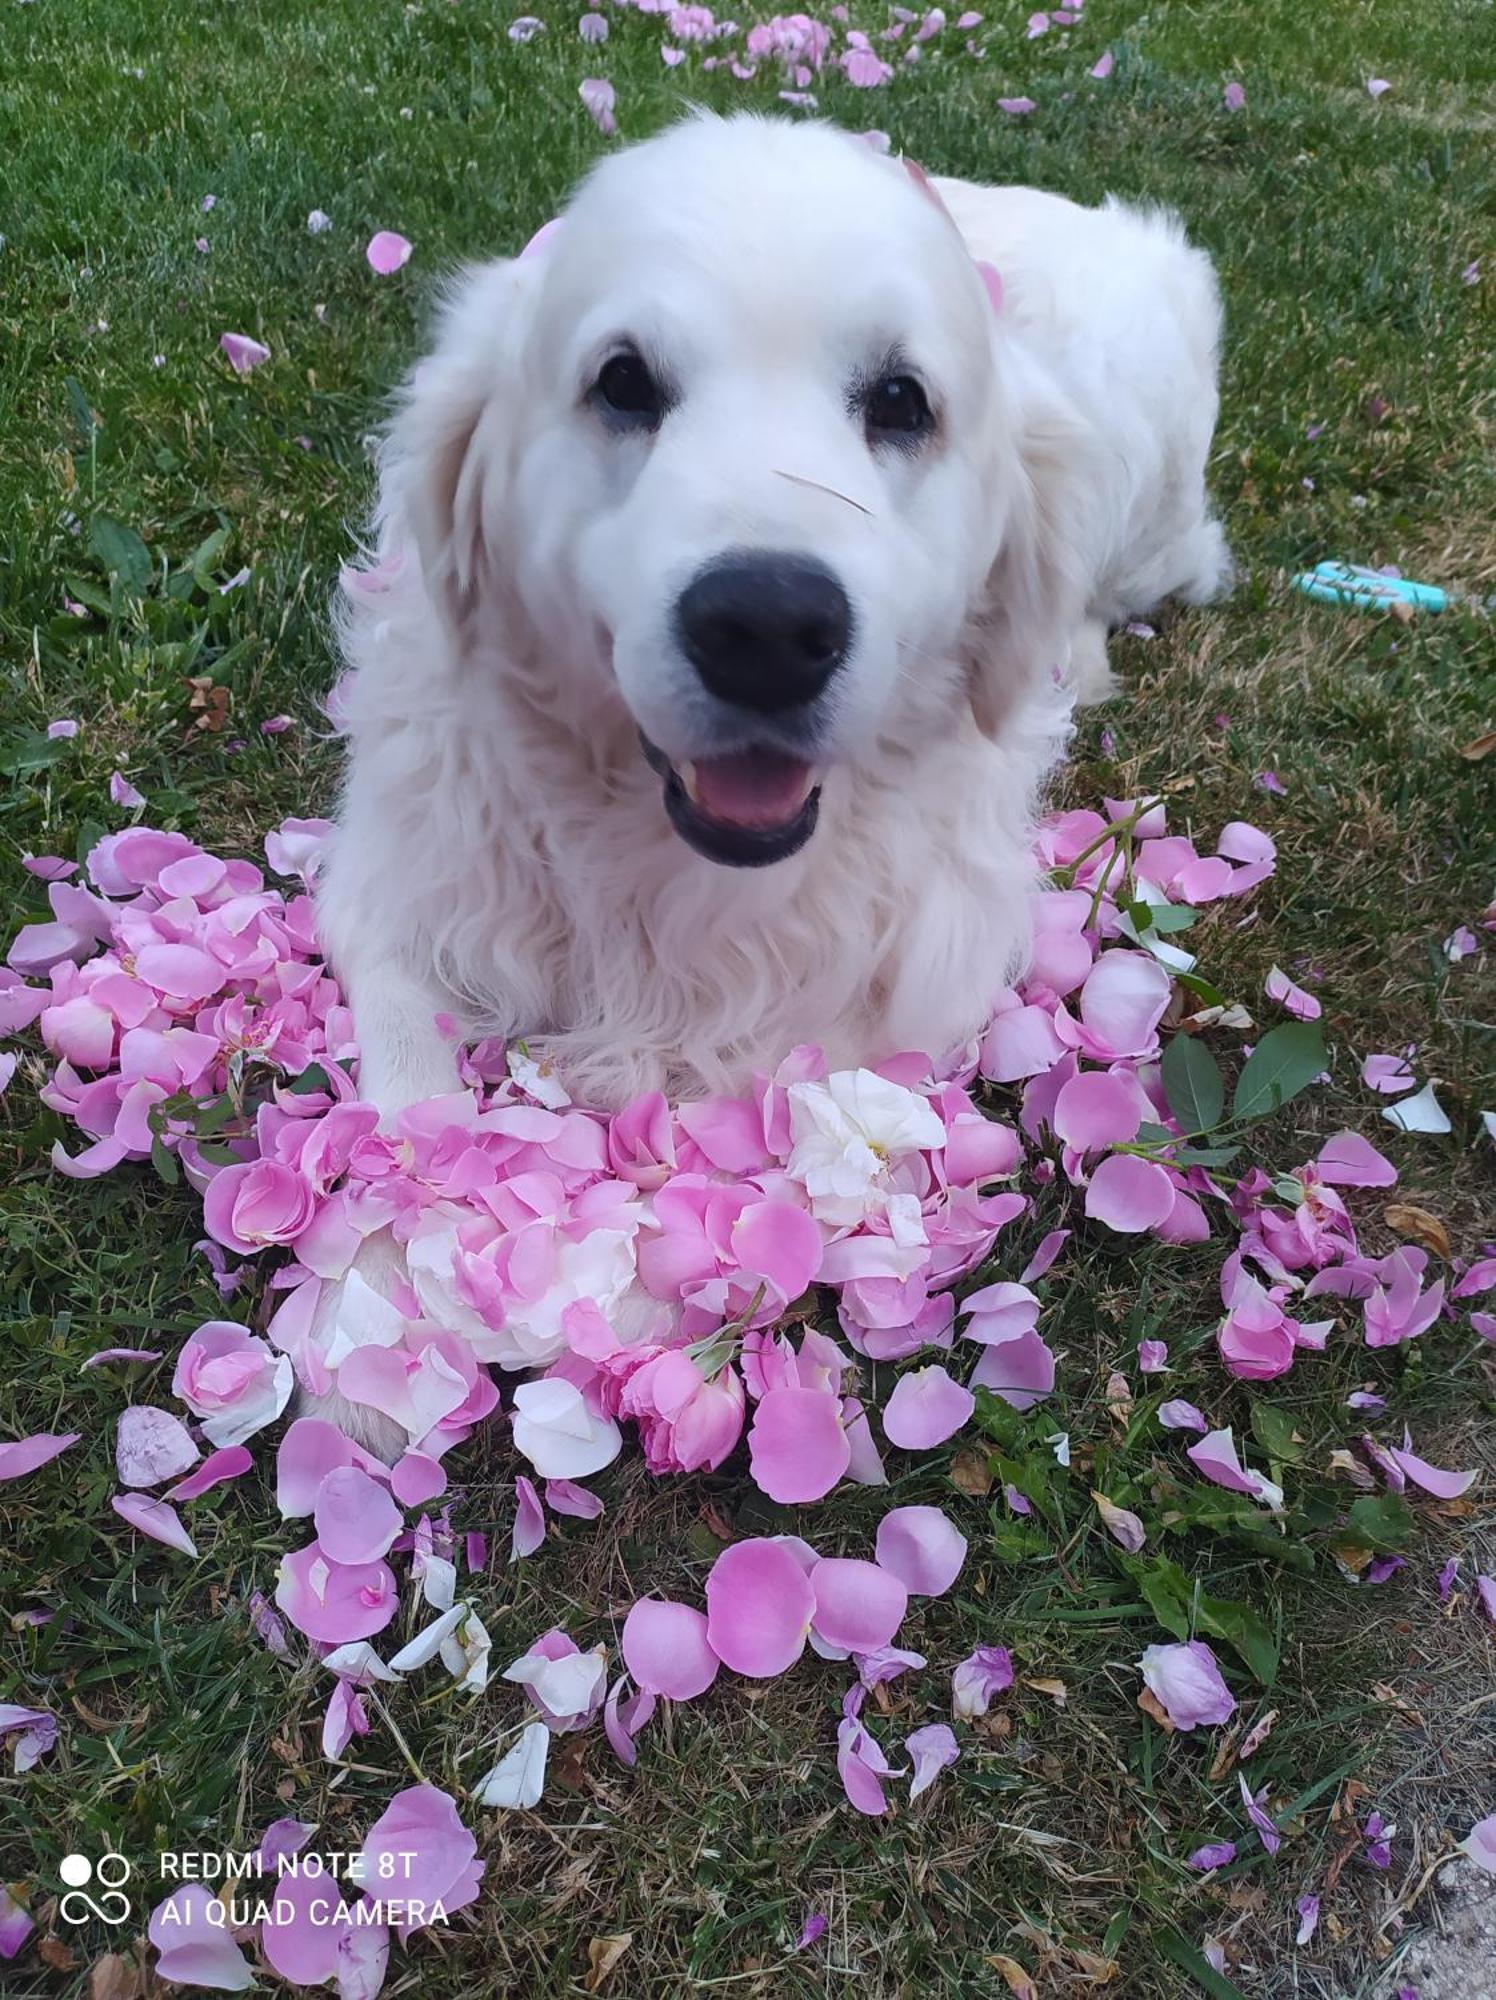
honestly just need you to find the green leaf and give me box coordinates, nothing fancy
[1231,1021,1328,1124]
[1127,1556,1278,1681]
[1101,1909,1131,1958]
[1171,1142,1242,1169]
[1137,1563,1191,1640]
[1249,1402,1306,1463]
[1175,971,1226,1009]
[0,734,73,780]
[286,1062,333,1096]
[1345,1493,1416,1553]
[1147,903,1199,935]
[1161,1034,1225,1134]
[149,1136,180,1187]
[187,526,230,582]
[988,1518,1051,1563]
[1195,1593,1278,1684]
[60,575,114,615]
[1154,1928,1251,2000]
[65,374,100,446]
[88,515,153,594]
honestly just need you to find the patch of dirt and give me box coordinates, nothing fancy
[1384,1857,1496,2000]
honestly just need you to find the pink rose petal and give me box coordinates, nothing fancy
[511,1474,546,1560]
[882,1364,974,1448]
[391,1451,447,1507]
[314,1465,402,1563]
[1085,1153,1175,1233]
[111,1492,198,1557]
[365,230,412,275]
[1316,1131,1398,1187]
[220,331,271,373]
[808,1558,908,1652]
[1139,1640,1237,1730]
[116,1405,200,1487]
[1265,966,1322,1021]
[1386,1437,1477,1499]
[874,1505,967,1597]
[621,1598,720,1700]
[164,1446,253,1500]
[545,1478,604,1519]
[905,1721,959,1800]
[1053,1071,1143,1151]
[0,1432,81,1482]
[705,1538,815,1677]
[748,1385,850,1502]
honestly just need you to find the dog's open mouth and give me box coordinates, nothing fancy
[641,736,821,866]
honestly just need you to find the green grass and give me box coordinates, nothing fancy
[2,1,1494,1995]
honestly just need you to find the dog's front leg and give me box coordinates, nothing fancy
[341,952,465,1116]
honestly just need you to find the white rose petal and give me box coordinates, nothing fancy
[474,1720,548,1808]
[511,1379,621,1479]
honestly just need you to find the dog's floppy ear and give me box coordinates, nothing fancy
[380,255,540,640]
[964,361,1096,740]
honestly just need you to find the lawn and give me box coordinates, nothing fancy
[1,1,1493,1996]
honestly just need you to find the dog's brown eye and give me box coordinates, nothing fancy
[595,351,666,429]
[864,372,934,444]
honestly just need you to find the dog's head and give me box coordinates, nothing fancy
[389,112,1084,866]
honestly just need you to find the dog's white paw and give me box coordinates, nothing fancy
[1067,619,1116,706]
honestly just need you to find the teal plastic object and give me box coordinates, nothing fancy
[1292,560,1449,612]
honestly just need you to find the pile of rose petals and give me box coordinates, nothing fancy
[3,777,1492,1993]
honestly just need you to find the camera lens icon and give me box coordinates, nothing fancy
[58,1853,132,1926]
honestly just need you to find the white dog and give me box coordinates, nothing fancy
[319,110,1229,1123]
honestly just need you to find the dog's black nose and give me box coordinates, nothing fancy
[675,554,851,713]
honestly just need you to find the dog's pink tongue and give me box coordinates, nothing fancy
[689,749,816,830]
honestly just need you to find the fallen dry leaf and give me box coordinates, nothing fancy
[988,1953,1040,1999]
[1024,1677,1068,1706]
[1224,1883,1267,1915]
[90,1953,145,2000]
[1330,1540,1374,1576]
[1327,1449,1377,1489]
[950,1448,995,1497]
[585,1934,634,1993]
[185,676,232,734]
[1104,1372,1133,1422]
[70,1695,142,1733]
[1370,1682,1425,1727]
[1458,729,1496,761]
[39,1939,78,1973]
[1069,1949,1121,1984]
[1137,1688,1175,1733]
[1207,1726,1242,1780]
[1383,1203,1451,1260]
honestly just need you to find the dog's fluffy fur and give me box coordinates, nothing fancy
[318,112,1229,1120]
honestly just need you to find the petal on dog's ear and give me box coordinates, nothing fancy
[383,258,536,637]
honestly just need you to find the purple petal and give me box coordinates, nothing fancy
[545,1478,604,1519]
[1387,1439,1477,1498]
[1158,1399,1209,1433]
[1189,1841,1237,1871]
[510,1475,546,1560]
[905,1721,959,1800]
[220,331,271,373]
